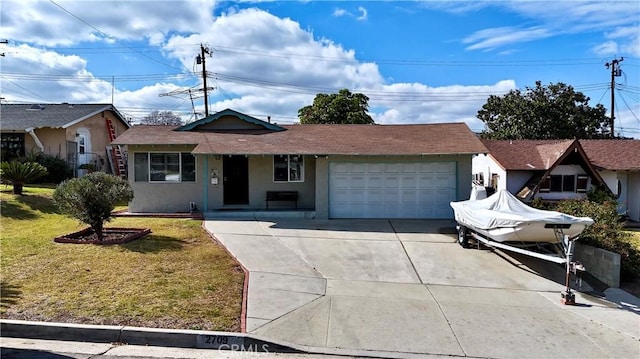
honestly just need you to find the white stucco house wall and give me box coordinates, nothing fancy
[474,139,640,222]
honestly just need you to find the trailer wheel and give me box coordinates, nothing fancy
[458,226,469,248]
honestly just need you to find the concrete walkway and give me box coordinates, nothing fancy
[204,218,640,359]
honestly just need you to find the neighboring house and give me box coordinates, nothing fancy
[474,139,640,222]
[1,103,130,177]
[112,108,487,219]
[581,140,640,222]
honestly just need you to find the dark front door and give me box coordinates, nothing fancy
[223,155,249,205]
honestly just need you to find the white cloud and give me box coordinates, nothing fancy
[0,0,215,46]
[454,1,639,55]
[357,6,368,21]
[370,80,516,129]
[333,8,348,17]
[0,44,112,103]
[592,40,619,56]
[601,26,640,57]
[332,6,367,21]
[463,26,551,51]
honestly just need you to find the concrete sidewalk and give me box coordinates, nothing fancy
[205,218,640,359]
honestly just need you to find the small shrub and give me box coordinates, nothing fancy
[554,198,638,278]
[53,172,134,242]
[36,154,73,183]
[0,161,48,195]
[17,151,73,184]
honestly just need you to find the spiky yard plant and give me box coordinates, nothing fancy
[0,161,48,195]
[53,172,134,242]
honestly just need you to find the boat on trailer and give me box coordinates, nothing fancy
[450,189,593,304]
[450,189,593,246]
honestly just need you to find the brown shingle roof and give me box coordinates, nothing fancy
[481,139,575,170]
[112,123,487,156]
[581,139,640,170]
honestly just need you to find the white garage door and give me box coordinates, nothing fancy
[329,162,457,219]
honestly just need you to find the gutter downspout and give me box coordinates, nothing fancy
[25,127,44,152]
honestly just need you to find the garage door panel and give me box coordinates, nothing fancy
[367,163,384,173]
[401,175,417,187]
[368,175,384,188]
[329,162,457,219]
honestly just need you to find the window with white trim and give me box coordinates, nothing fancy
[274,155,304,182]
[77,135,86,154]
[576,175,588,192]
[134,152,196,182]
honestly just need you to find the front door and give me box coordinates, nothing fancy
[223,155,249,205]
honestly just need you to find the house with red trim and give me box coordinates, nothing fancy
[112,108,488,219]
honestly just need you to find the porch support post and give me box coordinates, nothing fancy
[203,155,209,212]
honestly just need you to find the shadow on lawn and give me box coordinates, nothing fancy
[121,235,185,253]
[15,194,60,214]
[0,201,39,220]
[1,280,22,310]
[1,192,61,218]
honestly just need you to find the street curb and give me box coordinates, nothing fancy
[0,320,299,353]
[1,319,484,358]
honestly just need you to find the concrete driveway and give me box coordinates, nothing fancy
[204,218,640,358]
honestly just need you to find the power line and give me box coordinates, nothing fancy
[48,0,186,72]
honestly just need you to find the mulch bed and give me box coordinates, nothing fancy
[54,227,151,245]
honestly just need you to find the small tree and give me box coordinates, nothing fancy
[53,172,134,242]
[0,161,48,194]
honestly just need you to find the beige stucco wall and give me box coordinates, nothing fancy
[11,110,129,175]
[66,110,129,173]
[125,146,316,213]
[125,148,474,216]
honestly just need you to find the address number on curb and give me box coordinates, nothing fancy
[196,335,243,349]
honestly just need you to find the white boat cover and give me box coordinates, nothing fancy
[450,190,594,230]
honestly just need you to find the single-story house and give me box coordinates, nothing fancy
[112,109,488,219]
[1,103,130,177]
[474,139,640,222]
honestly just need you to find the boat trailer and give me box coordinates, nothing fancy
[457,224,584,305]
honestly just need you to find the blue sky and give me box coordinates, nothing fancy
[1,1,639,137]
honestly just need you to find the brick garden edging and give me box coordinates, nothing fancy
[54,228,151,245]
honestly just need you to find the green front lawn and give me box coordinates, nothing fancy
[0,185,244,331]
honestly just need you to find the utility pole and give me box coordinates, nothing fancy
[605,57,623,138]
[196,44,212,117]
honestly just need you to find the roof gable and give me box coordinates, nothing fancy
[482,139,576,170]
[0,103,130,131]
[175,108,285,133]
[482,139,608,200]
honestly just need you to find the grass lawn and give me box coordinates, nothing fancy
[0,185,244,331]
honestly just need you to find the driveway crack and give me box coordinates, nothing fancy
[388,220,424,284]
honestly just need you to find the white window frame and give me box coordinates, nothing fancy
[133,152,196,183]
[273,155,304,183]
